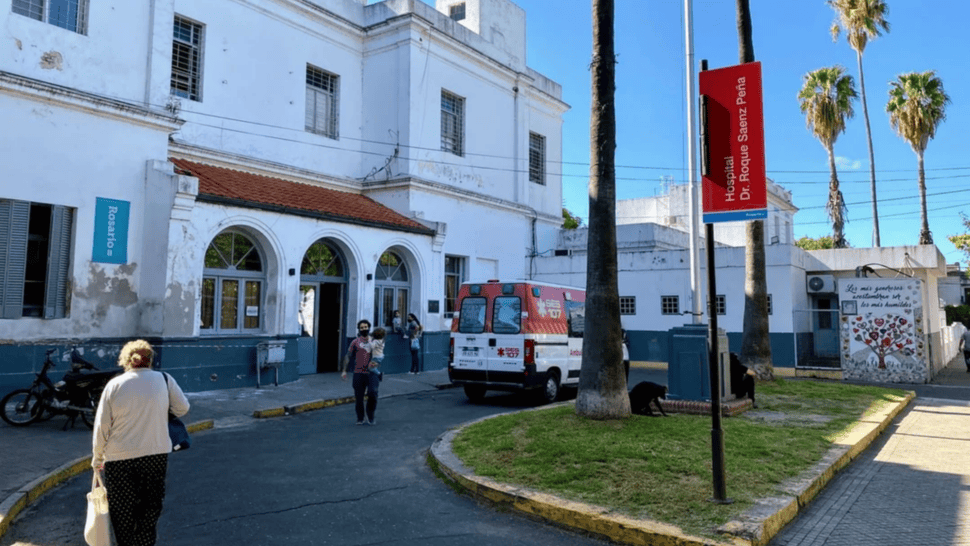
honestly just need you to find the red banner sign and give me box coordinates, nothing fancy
[699,61,767,223]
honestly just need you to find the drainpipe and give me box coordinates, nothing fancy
[144,0,157,108]
[513,81,521,202]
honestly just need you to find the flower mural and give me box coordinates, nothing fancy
[839,279,926,383]
[851,313,915,369]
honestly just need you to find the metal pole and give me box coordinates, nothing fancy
[706,222,728,503]
[685,0,703,325]
[699,59,730,504]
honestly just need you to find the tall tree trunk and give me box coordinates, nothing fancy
[576,0,629,419]
[857,50,880,247]
[827,145,847,248]
[917,151,932,244]
[736,0,773,380]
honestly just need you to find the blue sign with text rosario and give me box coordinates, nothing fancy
[92,198,130,264]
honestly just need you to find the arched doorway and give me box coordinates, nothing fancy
[298,239,347,373]
[374,250,410,329]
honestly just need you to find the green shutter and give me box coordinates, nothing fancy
[0,200,30,319]
[44,206,73,319]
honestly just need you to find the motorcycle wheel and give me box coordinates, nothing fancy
[34,388,56,422]
[1,389,45,426]
[80,392,98,429]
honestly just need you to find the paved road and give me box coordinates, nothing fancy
[5,381,679,546]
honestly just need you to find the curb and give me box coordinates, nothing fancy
[0,419,213,541]
[428,391,916,546]
[253,382,456,419]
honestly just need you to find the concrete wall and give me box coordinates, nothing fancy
[533,237,811,369]
[0,89,177,345]
[1,0,156,103]
[0,0,567,391]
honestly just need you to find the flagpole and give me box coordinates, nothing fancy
[685,0,703,324]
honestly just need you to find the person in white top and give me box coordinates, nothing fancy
[92,340,189,546]
[363,327,387,381]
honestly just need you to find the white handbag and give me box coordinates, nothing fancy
[84,471,115,546]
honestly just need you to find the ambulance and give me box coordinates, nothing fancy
[447,280,629,403]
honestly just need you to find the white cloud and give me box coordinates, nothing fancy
[835,157,862,170]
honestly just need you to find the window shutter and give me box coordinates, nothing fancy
[0,200,30,319]
[44,206,73,319]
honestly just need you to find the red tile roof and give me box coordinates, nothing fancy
[170,158,432,235]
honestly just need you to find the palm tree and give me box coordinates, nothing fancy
[829,0,890,247]
[887,71,950,245]
[737,0,774,382]
[798,66,857,248]
[575,0,629,419]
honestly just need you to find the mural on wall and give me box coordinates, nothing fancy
[839,278,926,383]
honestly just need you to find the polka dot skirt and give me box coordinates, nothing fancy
[103,453,169,546]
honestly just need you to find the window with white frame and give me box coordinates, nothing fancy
[305,65,339,139]
[200,231,264,334]
[13,0,87,34]
[444,255,466,317]
[374,251,410,329]
[529,132,546,185]
[441,90,465,156]
[449,3,466,21]
[171,15,204,101]
[0,200,73,319]
[619,296,636,315]
[661,295,679,315]
[715,294,726,315]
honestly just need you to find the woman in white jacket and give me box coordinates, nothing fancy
[92,340,189,546]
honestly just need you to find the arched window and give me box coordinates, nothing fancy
[201,231,264,334]
[374,251,410,328]
[301,240,344,279]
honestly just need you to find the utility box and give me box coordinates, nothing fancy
[666,325,730,401]
[256,340,287,388]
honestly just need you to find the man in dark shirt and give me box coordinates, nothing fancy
[342,320,378,425]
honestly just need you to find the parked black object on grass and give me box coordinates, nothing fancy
[0,348,118,429]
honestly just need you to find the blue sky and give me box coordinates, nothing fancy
[497,0,969,264]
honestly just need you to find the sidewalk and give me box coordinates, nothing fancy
[0,369,452,537]
[768,396,970,546]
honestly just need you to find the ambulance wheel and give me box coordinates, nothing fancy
[464,385,487,403]
[538,371,560,404]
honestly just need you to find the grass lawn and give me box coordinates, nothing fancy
[450,378,907,539]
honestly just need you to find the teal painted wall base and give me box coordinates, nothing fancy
[0,336,301,394]
[626,329,797,371]
[339,331,449,375]
[154,335,300,392]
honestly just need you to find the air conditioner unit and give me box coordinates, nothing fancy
[806,274,837,294]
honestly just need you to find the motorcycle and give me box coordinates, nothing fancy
[0,347,119,429]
